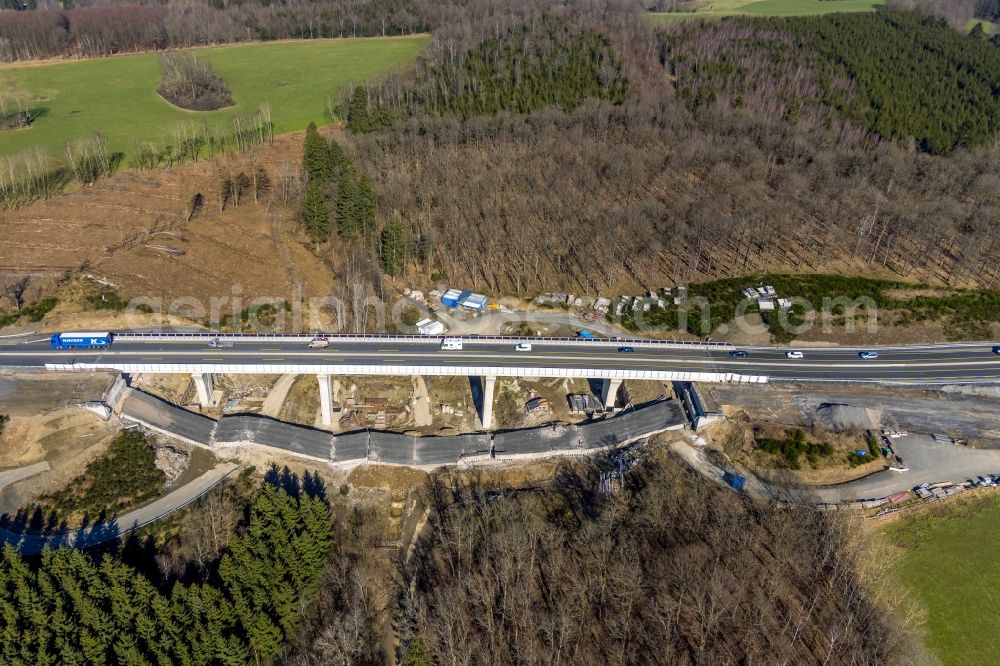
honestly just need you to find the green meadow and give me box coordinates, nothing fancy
[0,36,429,159]
[651,0,882,20]
[879,493,1000,666]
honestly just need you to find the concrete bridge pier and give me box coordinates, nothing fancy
[481,375,497,429]
[317,373,333,426]
[192,372,213,407]
[601,377,622,410]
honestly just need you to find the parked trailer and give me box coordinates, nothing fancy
[50,331,114,349]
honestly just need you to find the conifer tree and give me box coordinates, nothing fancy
[302,182,330,245]
[347,86,370,133]
[328,139,348,176]
[357,174,377,239]
[401,638,433,666]
[380,214,406,277]
[302,122,332,184]
[336,171,360,239]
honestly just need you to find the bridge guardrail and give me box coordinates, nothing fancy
[113,332,736,350]
[46,361,767,384]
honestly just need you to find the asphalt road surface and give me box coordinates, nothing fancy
[0,462,239,555]
[2,335,1000,384]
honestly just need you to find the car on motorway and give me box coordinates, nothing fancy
[308,336,330,348]
[514,343,532,352]
[440,338,463,351]
[859,351,878,360]
[994,346,1000,355]
[728,350,749,358]
[785,351,804,359]
[208,337,234,349]
[618,346,636,353]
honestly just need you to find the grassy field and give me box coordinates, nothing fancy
[0,36,428,159]
[880,494,1000,666]
[651,0,882,19]
[966,17,1000,34]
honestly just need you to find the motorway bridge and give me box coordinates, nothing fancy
[2,333,1000,427]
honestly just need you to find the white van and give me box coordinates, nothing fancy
[440,338,463,351]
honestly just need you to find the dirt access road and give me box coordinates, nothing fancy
[703,383,1000,448]
[673,433,1000,504]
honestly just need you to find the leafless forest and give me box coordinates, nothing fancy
[282,454,911,665]
[0,0,426,61]
[345,3,1000,294]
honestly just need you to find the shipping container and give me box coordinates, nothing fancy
[441,289,462,308]
[460,292,488,312]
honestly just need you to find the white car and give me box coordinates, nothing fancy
[308,336,329,348]
[785,351,804,359]
[514,343,532,352]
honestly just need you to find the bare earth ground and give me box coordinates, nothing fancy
[0,371,115,416]
[279,374,322,428]
[0,410,117,515]
[707,418,887,486]
[0,372,113,513]
[347,464,428,498]
[0,372,227,518]
[703,383,1000,449]
[132,373,197,406]
[0,130,338,309]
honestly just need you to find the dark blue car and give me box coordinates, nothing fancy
[617,346,635,353]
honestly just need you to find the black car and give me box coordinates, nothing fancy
[618,346,636,353]
[729,350,749,358]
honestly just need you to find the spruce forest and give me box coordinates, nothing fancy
[0,481,333,664]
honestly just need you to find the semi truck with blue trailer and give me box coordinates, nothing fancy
[50,331,114,349]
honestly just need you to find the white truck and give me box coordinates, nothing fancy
[440,337,463,351]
